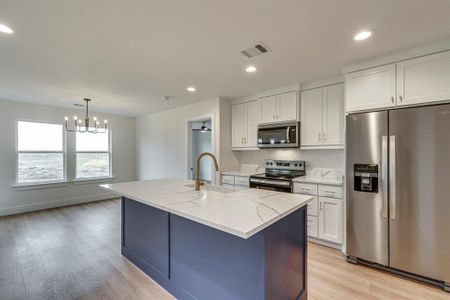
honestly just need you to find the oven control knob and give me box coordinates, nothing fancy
[266,162,269,165]
[294,163,298,167]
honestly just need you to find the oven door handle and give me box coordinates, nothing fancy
[286,126,290,143]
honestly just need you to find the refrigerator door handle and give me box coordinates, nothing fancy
[381,136,388,218]
[389,135,396,219]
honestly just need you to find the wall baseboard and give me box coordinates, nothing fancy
[0,192,117,217]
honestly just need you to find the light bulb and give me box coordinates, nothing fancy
[64,116,69,121]
[73,116,78,120]
[96,121,100,125]
[104,120,108,124]
[94,116,97,121]
[78,119,82,124]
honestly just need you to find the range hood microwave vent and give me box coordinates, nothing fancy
[241,43,270,58]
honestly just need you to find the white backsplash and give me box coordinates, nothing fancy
[306,167,344,180]
[237,149,345,170]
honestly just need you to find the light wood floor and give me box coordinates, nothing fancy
[0,199,448,300]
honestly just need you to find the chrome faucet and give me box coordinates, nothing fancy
[195,152,219,191]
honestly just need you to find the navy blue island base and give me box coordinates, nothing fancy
[121,197,308,300]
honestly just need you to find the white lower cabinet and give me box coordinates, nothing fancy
[318,196,343,244]
[307,216,318,238]
[294,182,343,246]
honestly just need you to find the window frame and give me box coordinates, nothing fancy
[75,128,112,180]
[15,119,67,185]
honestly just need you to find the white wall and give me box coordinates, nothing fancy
[0,99,135,216]
[135,98,239,182]
[237,149,345,170]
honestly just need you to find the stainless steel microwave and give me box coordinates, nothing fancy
[257,122,299,148]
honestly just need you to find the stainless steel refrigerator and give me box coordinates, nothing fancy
[346,104,450,291]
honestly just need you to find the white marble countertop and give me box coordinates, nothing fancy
[293,176,344,186]
[221,171,261,177]
[100,178,311,239]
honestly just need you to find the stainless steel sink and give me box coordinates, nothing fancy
[185,184,237,194]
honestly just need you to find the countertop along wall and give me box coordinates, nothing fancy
[135,97,239,183]
[0,99,136,216]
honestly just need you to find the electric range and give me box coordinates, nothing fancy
[250,160,305,193]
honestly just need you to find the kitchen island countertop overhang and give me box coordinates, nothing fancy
[100,178,312,300]
[100,178,312,239]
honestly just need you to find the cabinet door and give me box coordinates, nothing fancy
[300,88,323,146]
[260,95,278,123]
[246,100,261,147]
[318,196,343,244]
[345,64,396,113]
[322,84,345,145]
[277,92,298,122]
[231,104,247,148]
[397,51,450,106]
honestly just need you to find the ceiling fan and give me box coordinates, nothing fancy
[192,121,211,133]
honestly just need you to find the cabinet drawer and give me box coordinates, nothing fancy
[293,183,318,195]
[307,195,318,217]
[222,175,235,186]
[234,176,250,188]
[307,216,318,238]
[318,185,343,199]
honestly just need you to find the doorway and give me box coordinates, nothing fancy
[188,119,212,183]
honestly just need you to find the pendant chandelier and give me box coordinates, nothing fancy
[64,98,108,133]
[192,121,211,133]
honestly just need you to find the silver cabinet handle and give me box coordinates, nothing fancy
[320,201,323,211]
[399,95,403,102]
[389,135,396,219]
[286,126,290,143]
[318,132,321,142]
[391,96,395,104]
[323,132,327,141]
[381,136,388,218]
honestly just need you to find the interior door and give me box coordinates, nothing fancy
[346,111,389,265]
[300,88,323,146]
[389,104,450,283]
[322,84,344,145]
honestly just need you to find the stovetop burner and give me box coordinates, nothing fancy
[250,160,306,182]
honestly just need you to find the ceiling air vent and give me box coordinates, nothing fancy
[241,43,270,58]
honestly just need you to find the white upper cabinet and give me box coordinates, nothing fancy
[277,92,298,122]
[301,88,323,146]
[345,50,450,113]
[231,101,261,149]
[345,64,396,113]
[260,92,298,124]
[246,100,261,147]
[231,103,247,148]
[260,95,278,123]
[322,84,345,146]
[301,83,344,148]
[397,51,450,106]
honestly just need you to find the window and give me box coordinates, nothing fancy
[17,121,65,184]
[76,129,111,179]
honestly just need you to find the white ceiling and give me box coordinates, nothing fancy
[1,0,450,116]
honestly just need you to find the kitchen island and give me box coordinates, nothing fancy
[101,178,312,300]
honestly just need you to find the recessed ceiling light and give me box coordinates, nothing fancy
[0,24,13,34]
[354,30,373,41]
[246,65,257,73]
[187,86,196,92]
